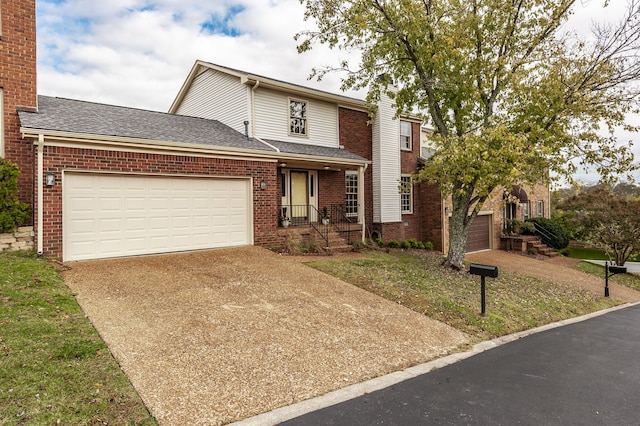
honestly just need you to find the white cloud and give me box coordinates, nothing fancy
[36,0,639,182]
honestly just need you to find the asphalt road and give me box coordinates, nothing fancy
[280,304,640,425]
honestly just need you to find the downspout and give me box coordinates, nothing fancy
[36,134,44,255]
[249,80,280,152]
[359,163,368,242]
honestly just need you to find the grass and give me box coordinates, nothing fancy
[565,246,640,262]
[0,251,156,425]
[307,250,620,341]
[572,261,640,292]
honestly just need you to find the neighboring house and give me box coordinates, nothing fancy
[419,128,551,253]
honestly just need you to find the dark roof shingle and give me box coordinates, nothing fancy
[19,95,367,163]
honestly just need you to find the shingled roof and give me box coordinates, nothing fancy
[19,96,273,152]
[19,96,368,163]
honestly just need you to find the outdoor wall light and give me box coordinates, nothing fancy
[45,172,55,187]
[324,165,331,170]
[260,180,268,190]
[279,162,287,167]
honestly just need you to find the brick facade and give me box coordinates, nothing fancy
[1,0,38,208]
[339,107,373,233]
[37,145,279,258]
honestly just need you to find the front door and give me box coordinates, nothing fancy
[291,171,308,221]
[281,169,318,224]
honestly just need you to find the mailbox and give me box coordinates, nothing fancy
[609,266,627,274]
[469,263,499,278]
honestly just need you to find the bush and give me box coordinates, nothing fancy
[399,240,411,249]
[526,217,570,249]
[0,159,30,233]
[387,240,400,248]
[424,241,434,250]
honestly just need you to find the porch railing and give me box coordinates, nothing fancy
[280,204,328,247]
[330,204,354,244]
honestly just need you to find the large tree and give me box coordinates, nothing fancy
[558,188,640,265]
[297,0,640,269]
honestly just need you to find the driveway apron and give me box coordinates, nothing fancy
[62,247,468,425]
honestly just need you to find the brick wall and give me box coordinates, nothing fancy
[1,0,38,208]
[338,107,373,231]
[38,145,279,258]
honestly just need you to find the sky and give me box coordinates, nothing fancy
[36,0,639,184]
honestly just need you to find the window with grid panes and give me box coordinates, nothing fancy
[346,171,358,217]
[289,99,307,136]
[400,175,413,213]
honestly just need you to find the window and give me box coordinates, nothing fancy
[400,120,412,150]
[400,175,413,213]
[289,98,307,136]
[536,200,544,217]
[521,202,529,220]
[346,171,358,217]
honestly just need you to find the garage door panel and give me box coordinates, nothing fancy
[64,174,251,261]
[465,215,491,253]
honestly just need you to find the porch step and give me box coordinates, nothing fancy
[525,239,558,257]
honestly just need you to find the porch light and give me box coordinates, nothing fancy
[260,180,267,190]
[324,165,330,170]
[46,172,55,187]
[279,162,287,167]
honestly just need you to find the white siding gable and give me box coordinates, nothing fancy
[254,87,339,148]
[174,69,249,134]
[372,92,401,223]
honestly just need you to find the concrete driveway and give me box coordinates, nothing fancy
[62,247,468,426]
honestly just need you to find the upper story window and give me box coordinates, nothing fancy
[536,200,544,217]
[400,120,412,151]
[289,98,307,136]
[400,175,413,214]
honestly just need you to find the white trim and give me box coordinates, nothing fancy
[21,129,369,167]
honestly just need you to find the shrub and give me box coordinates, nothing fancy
[424,241,434,250]
[0,159,30,233]
[526,217,570,249]
[387,240,400,248]
[399,240,411,249]
[374,237,385,247]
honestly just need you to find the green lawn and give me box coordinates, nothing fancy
[565,246,640,262]
[0,251,156,425]
[307,250,620,341]
[573,261,640,292]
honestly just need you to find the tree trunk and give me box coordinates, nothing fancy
[443,193,473,270]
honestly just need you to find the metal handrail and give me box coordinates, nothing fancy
[280,204,329,247]
[532,221,557,247]
[309,205,329,248]
[331,204,353,244]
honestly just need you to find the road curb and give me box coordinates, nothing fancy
[231,301,640,426]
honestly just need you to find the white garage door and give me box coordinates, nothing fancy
[64,173,252,261]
